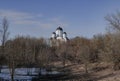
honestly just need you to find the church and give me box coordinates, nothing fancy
[50,27,69,46]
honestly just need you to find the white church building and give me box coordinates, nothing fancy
[50,27,69,46]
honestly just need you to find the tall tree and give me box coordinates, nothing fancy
[77,44,91,73]
[0,17,9,73]
[104,11,120,70]
[105,11,120,32]
[6,39,20,81]
[1,17,9,49]
[56,43,68,67]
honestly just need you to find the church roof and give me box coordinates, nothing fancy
[56,27,63,31]
[63,32,67,34]
[52,32,56,34]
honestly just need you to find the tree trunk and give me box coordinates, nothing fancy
[39,68,42,76]
[9,60,15,81]
[0,66,2,73]
[27,68,30,75]
[11,73,14,81]
[10,67,14,81]
[63,59,65,67]
[85,63,88,73]
[63,53,66,67]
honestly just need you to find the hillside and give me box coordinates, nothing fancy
[51,62,120,81]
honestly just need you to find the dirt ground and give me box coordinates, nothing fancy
[52,62,120,81]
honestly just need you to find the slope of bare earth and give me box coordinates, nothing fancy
[52,61,120,81]
[91,63,120,81]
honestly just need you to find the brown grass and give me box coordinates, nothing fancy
[51,62,120,81]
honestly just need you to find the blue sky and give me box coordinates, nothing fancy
[0,0,120,39]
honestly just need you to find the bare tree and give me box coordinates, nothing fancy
[55,43,68,67]
[99,33,120,70]
[104,11,120,70]
[105,11,120,32]
[78,45,90,73]
[0,17,9,73]
[1,17,9,49]
[6,39,20,81]
[36,45,49,75]
[24,37,35,75]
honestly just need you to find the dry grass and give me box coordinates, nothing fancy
[51,62,120,81]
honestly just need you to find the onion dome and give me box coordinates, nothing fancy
[52,32,56,34]
[56,27,63,31]
[52,32,56,38]
[63,32,67,38]
[63,32,67,34]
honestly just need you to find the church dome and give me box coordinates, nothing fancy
[63,32,67,34]
[52,32,56,34]
[51,32,56,38]
[56,27,63,31]
[63,32,67,38]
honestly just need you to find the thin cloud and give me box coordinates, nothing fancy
[0,9,68,29]
[0,9,42,26]
[0,10,36,20]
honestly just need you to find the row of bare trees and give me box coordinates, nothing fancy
[0,18,51,81]
[1,11,120,80]
[0,35,51,80]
